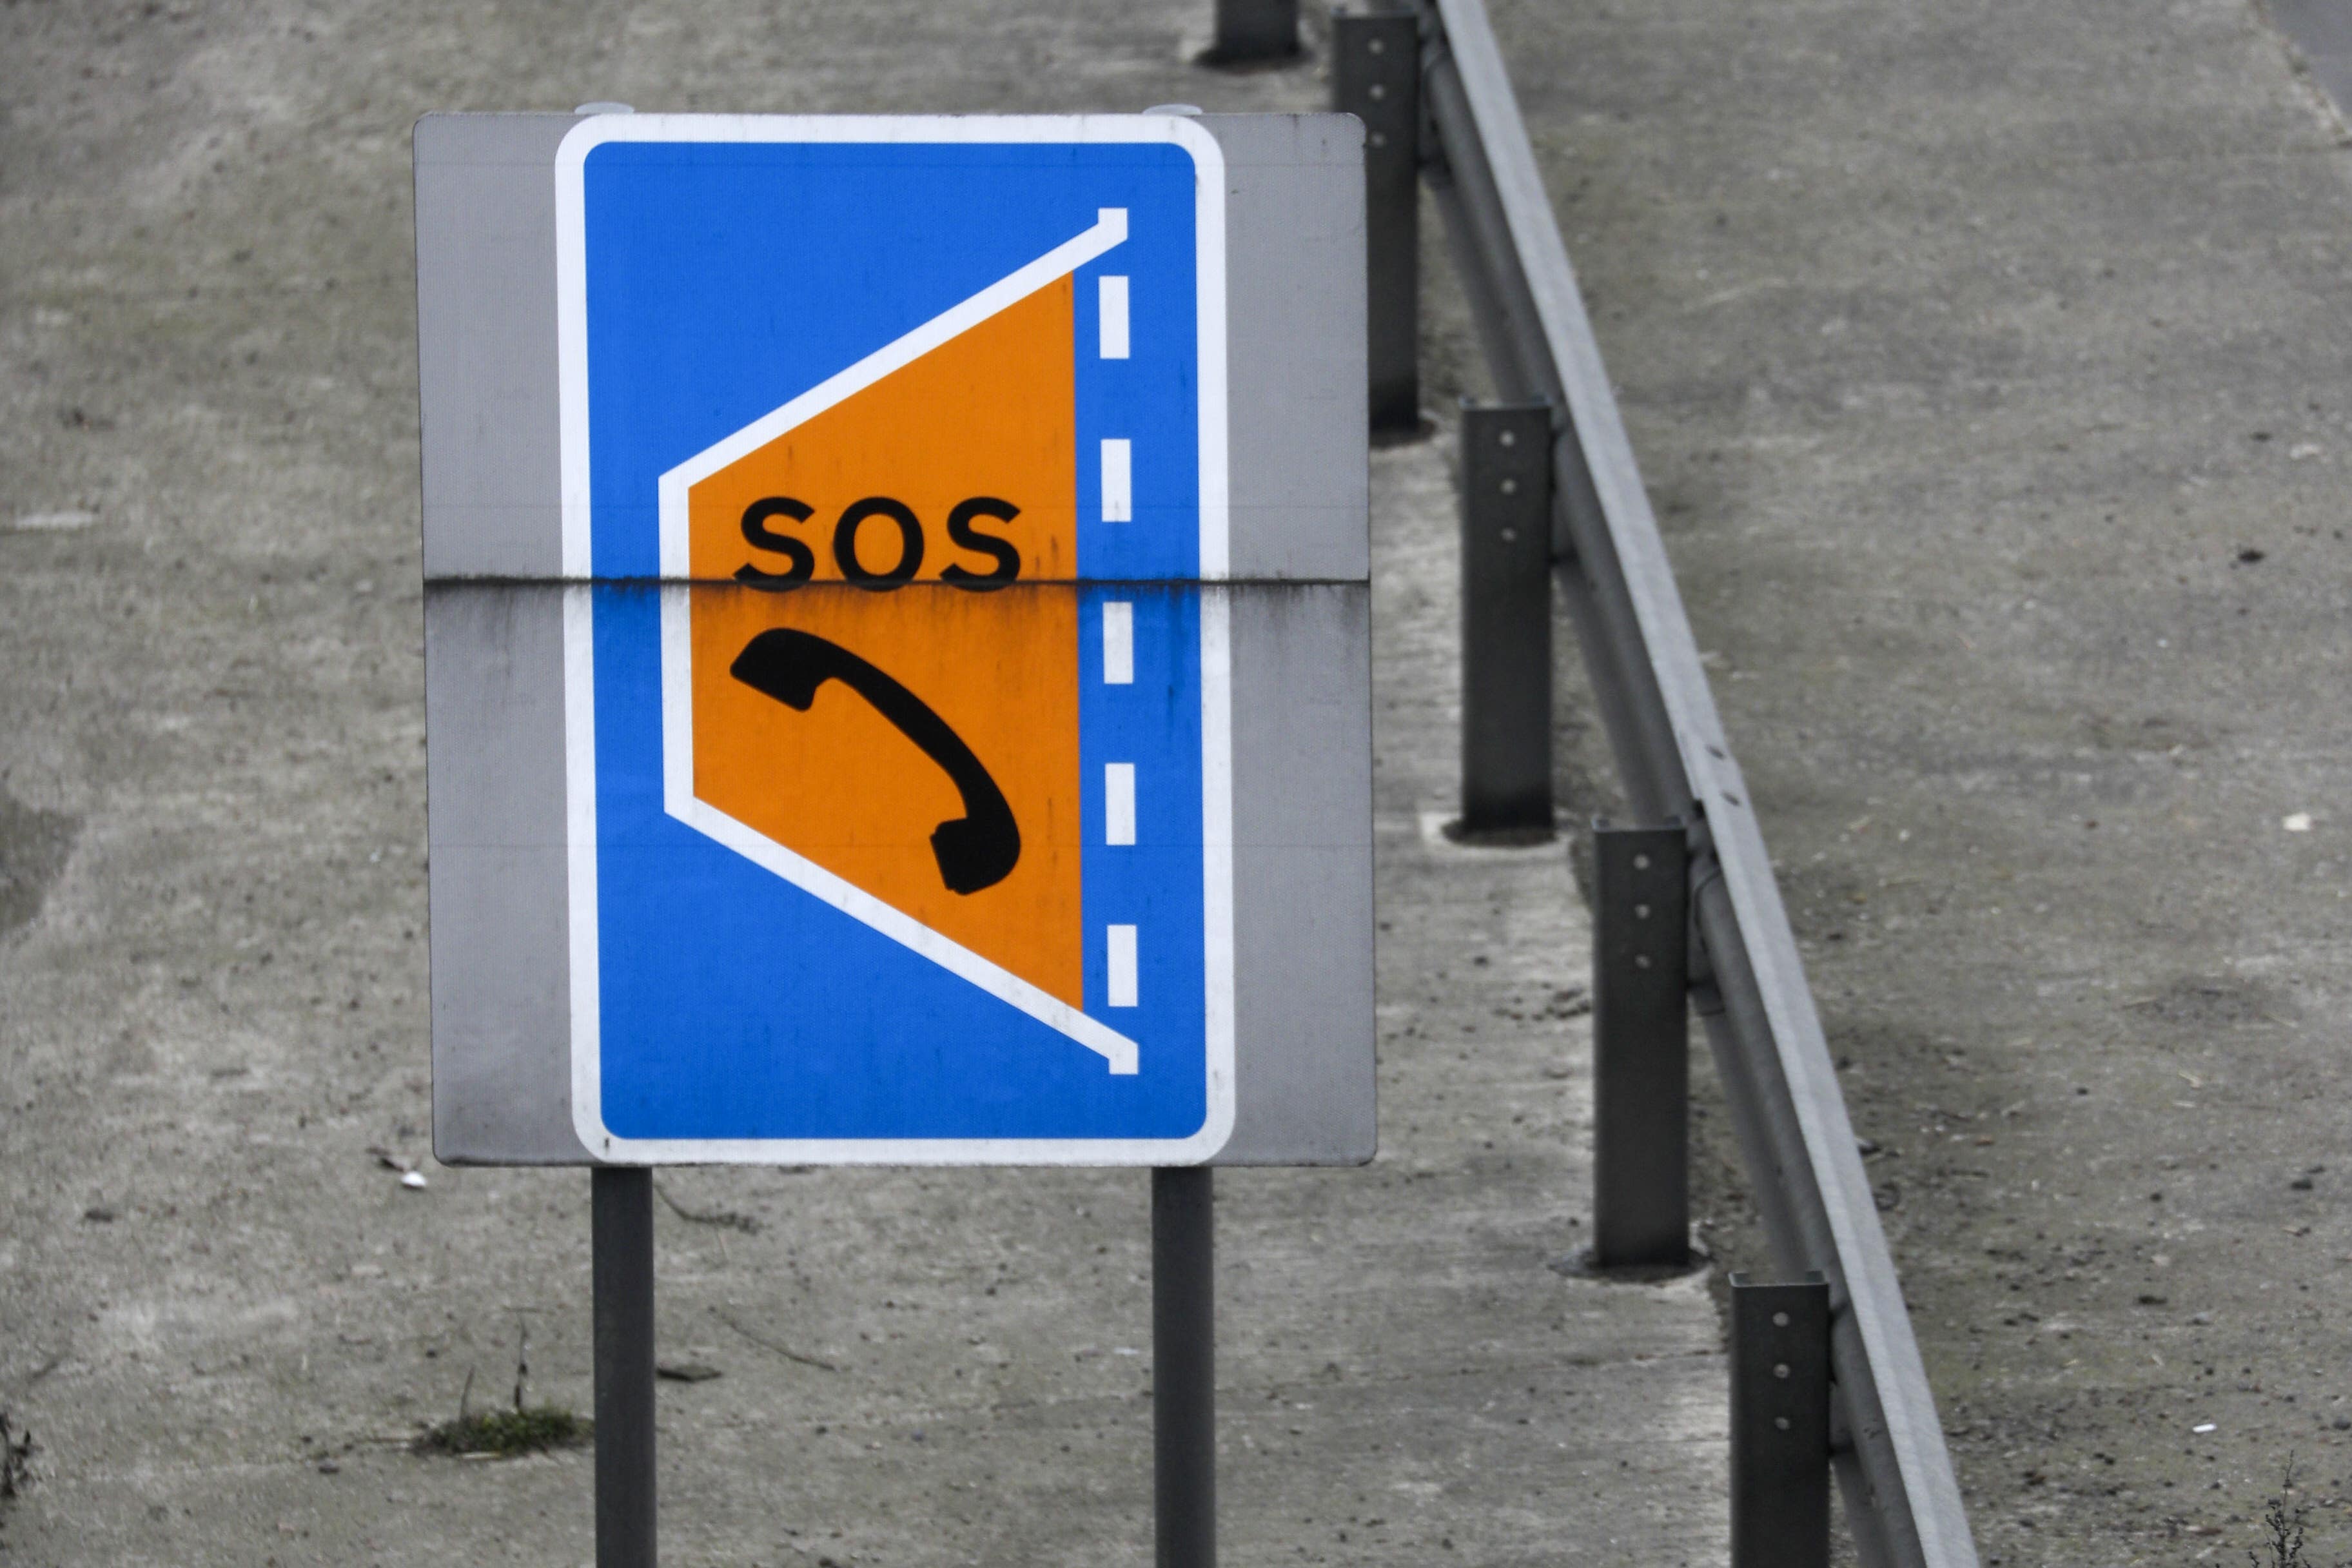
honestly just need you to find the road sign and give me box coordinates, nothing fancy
[418,111,1372,1165]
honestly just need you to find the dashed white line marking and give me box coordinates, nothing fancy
[1098,275,1130,359]
[1101,438,1132,522]
[1107,925,1139,1008]
[1102,600,1133,685]
[1106,763,1137,845]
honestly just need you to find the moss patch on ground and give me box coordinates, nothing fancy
[414,1406,589,1458]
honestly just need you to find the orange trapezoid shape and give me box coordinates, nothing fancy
[682,279,1084,1008]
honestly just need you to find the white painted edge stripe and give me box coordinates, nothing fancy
[1105,762,1136,846]
[1098,275,1130,358]
[1100,438,1133,524]
[1107,925,1139,1007]
[1102,600,1134,685]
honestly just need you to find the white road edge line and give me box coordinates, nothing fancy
[1106,762,1137,845]
[1100,438,1133,524]
[1107,924,1139,1008]
[1099,274,1130,359]
[1102,600,1134,683]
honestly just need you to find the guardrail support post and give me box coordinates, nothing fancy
[1206,0,1300,63]
[1332,10,1421,434]
[1458,402,1553,834]
[1591,821,1688,1265]
[1730,1273,1832,1568]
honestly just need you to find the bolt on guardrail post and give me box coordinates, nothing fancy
[1458,402,1553,834]
[1730,1273,1832,1568]
[1206,0,1301,63]
[1591,821,1689,1266]
[1331,10,1421,434]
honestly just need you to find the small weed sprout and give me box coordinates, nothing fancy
[2249,1456,2347,1568]
[416,1405,588,1458]
[416,1316,588,1458]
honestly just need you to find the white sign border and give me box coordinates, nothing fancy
[553,113,1235,1165]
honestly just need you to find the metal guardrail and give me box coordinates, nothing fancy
[1332,3,1985,1565]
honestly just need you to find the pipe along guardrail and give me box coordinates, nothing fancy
[1328,4,1984,1565]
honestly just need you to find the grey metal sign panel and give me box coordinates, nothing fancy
[416,112,1371,1166]
[415,113,575,582]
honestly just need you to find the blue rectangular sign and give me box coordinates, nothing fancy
[553,115,1234,1162]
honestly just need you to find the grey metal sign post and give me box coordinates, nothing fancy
[1153,1168,1217,1567]
[592,1169,656,1566]
[414,109,1371,1563]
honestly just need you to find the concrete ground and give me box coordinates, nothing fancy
[22,0,2352,1561]
[1458,0,2352,1561]
[0,2,1729,1563]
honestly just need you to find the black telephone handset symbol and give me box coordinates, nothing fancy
[729,628,1022,896]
